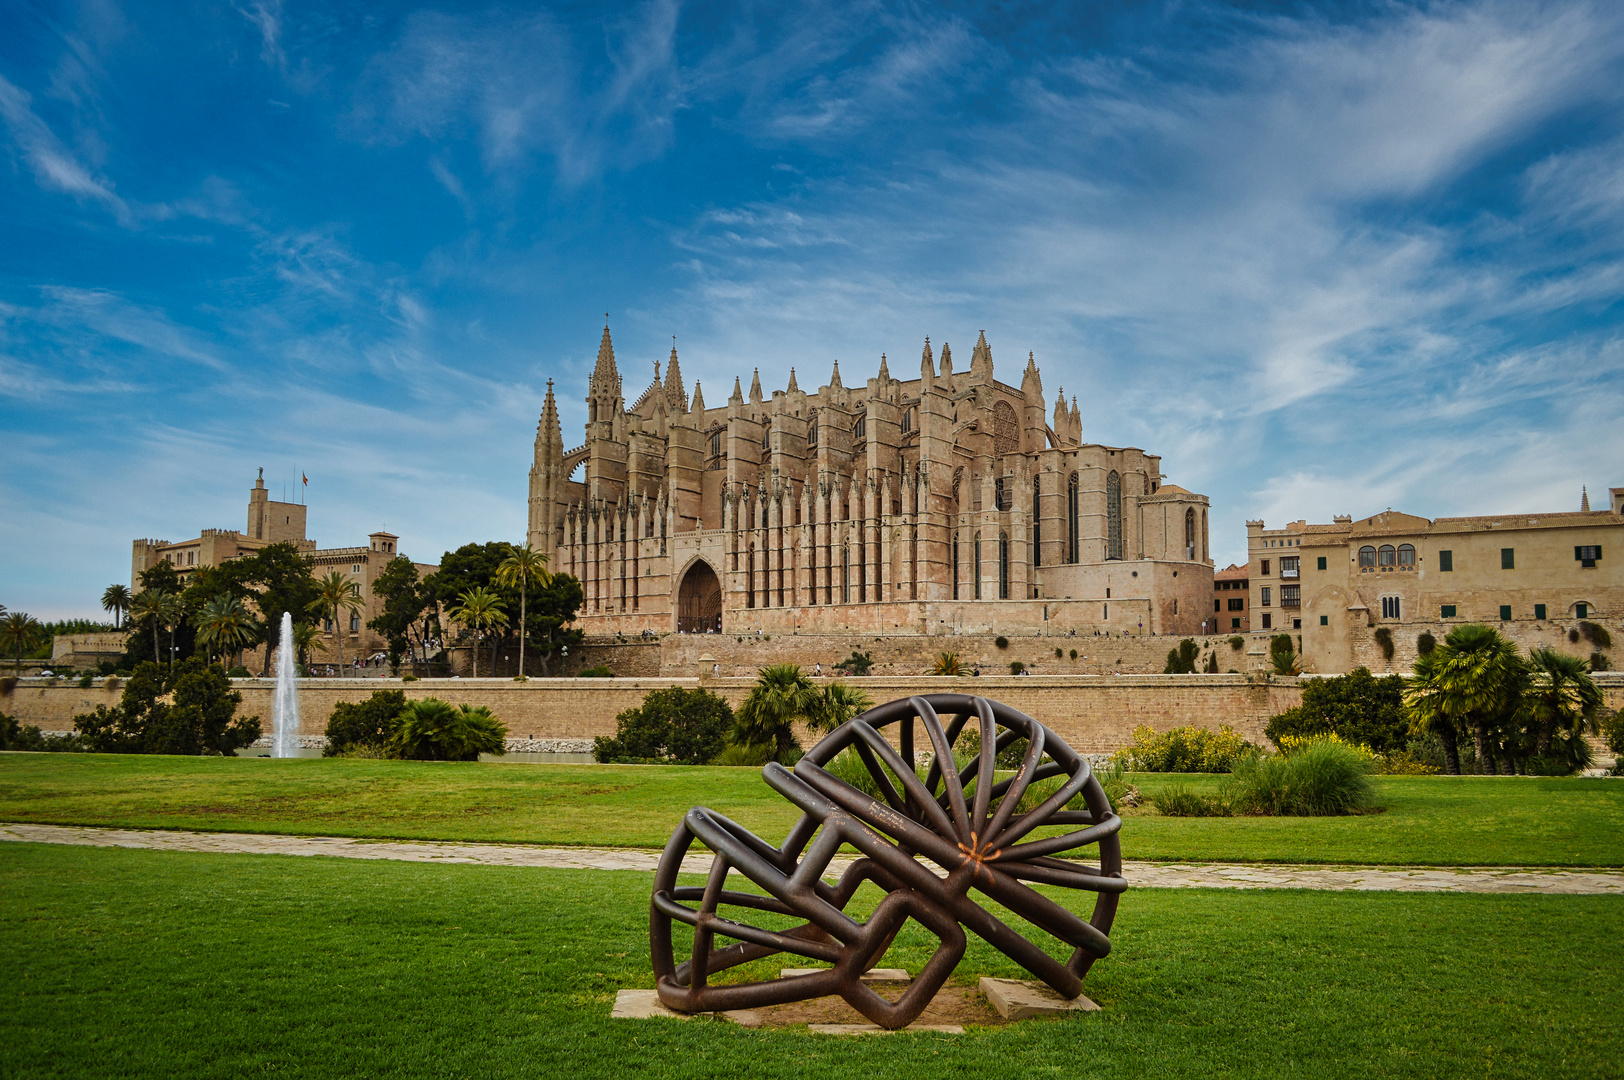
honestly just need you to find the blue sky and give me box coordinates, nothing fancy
[3,0,1623,619]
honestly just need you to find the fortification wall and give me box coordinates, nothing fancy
[2,673,1305,754]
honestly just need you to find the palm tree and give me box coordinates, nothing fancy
[130,589,175,667]
[1523,647,1603,759]
[308,570,364,671]
[734,663,818,762]
[495,543,550,679]
[1406,624,1525,774]
[291,620,323,671]
[1405,650,1464,775]
[196,595,259,668]
[102,584,131,629]
[1,612,42,673]
[448,587,508,678]
[160,591,185,669]
[930,651,963,676]
[807,681,873,734]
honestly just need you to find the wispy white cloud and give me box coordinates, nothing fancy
[234,0,287,70]
[0,73,128,219]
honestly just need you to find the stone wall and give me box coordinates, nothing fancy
[3,672,1307,753]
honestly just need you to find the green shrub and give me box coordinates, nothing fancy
[1152,783,1230,817]
[994,636,1009,650]
[0,713,87,753]
[1265,668,1409,754]
[1055,647,1063,659]
[225,666,252,679]
[70,659,259,756]
[1580,621,1612,649]
[1009,661,1025,675]
[401,674,419,682]
[1601,709,1624,756]
[1115,724,1254,772]
[593,686,732,764]
[1204,651,1219,673]
[1222,739,1377,816]
[1373,627,1394,660]
[324,690,408,757]
[578,665,614,678]
[1416,632,1437,656]
[1069,649,1078,660]
[1592,652,1611,672]
[1164,639,1199,674]
[836,651,874,676]
[710,742,775,767]
[1228,635,1245,651]
[77,673,93,688]
[392,698,507,761]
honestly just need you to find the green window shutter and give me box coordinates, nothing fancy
[1319,615,1328,626]
[1317,556,1326,570]
[1534,604,1546,620]
[1438,550,1452,571]
[1501,548,1515,570]
[1499,605,1512,621]
[1577,603,1588,619]
[1441,605,1456,618]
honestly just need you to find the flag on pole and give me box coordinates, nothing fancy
[302,473,308,486]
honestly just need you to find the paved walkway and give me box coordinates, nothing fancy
[4,823,1621,895]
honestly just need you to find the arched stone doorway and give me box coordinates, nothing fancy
[677,560,722,633]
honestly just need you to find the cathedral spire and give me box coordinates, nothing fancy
[593,322,619,385]
[1582,485,1591,512]
[1069,395,1080,440]
[829,359,843,390]
[939,341,952,376]
[877,352,890,383]
[664,340,685,412]
[749,368,763,404]
[787,367,799,393]
[1053,387,1067,436]
[920,337,934,388]
[730,375,744,405]
[970,330,991,379]
[538,378,562,447]
[691,380,706,413]
[1022,350,1041,399]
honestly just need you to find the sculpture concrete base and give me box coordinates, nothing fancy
[979,977,1100,1020]
[808,1023,965,1035]
[780,968,910,983]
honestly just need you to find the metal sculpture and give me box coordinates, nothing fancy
[650,693,1124,1028]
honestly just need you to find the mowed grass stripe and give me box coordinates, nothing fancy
[2,753,1624,866]
[2,841,1618,1079]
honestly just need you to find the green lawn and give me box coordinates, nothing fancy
[2,753,1623,865]
[2,841,1618,1078]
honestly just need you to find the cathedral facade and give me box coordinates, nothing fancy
[529,326,1214,638]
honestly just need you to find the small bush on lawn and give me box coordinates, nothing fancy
[324,690,409,757]
[1265,668,1409,754]
[593,686,732,765]
[710,742,776,767]
[1223,738,1378,816]
[392,698,506,761]
[0,713,87,752]
[1152,783,1230,817]
[1114,723,1254,772]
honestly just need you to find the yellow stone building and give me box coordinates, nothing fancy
[1247,487,1623,673]
[529,326,1215,637]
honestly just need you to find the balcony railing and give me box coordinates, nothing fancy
[1279,567,1299,579]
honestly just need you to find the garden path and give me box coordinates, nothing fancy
[4,823,1622,894]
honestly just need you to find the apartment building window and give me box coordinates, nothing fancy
[1261,586,1272,607]
[1280,556,1299,579]
[1228,598,1244,611]
[1215,600,1222,613]
[1358,546,1376,568]
[1378,544,1396,567]
[1439,549,1453,571]
[1499,605,1512,621]
[1320,615,1328,625]
[1281,585,1300,608]
[1441,605,1457,618]
[1262,614,1272,629]
[1576,545,1601,568]
[1535,604,1547,620]
[1381,596,1400,619]
[1397,544,1415,567]
[1501,548,1515,570]
[349,615,360,632]
[1317,556,1327,570]
[1231,618,1241,629]
[1261,559,1271,575]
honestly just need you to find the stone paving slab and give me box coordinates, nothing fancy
[4,823,1622,894]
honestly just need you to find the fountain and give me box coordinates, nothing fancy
[272,611,299,758]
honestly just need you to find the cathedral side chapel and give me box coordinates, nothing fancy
[529,325,1214,637]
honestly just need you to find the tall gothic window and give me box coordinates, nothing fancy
[952,533,960,600]
[807,410,819,447]
[974,535,983,599]
[994,475,1012,512]
[1106,470,1123,560]
[853,415,866,440]
[842,543,850,603]
[1067,471,1080,564]
[992,401,1019,456]
[1202,510,1208,560]
[1185,507,1196,560]
[998,531,1009,600]
[1032,479,1042,567]
[710,429,722,458]
[900,408,912,434]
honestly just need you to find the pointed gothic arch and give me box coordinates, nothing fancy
[676,559,722,633]
[1106,471,1123,560]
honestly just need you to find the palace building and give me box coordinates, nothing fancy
[528,325,1214,637]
